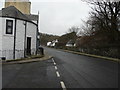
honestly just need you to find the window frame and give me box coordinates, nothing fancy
[6,19,13,34]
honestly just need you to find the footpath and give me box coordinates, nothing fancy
[1,52,52,65]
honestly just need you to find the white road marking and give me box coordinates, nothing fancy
[52,58,55,62]
[52,58,56,64]
[60,81,67,90]
[54,62,56,65]
[56,71,60,77]
[55,66,58,70]
[52,59,66,90]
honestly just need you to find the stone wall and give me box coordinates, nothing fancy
[5,0,31,14]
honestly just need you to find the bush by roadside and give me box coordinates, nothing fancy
[51,46,120,59]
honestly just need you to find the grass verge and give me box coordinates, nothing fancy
[62,49,120,62]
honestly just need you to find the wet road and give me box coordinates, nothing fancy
[2,47,119,89]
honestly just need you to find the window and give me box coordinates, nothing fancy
[6,20,13,34]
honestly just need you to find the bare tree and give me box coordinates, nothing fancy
[82,0,120,41]
[91,0,120,31]
[68,26,80,35]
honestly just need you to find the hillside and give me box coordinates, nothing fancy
[39,33,59,46]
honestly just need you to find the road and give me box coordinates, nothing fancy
[2,47,119,89]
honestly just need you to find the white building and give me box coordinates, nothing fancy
[47,39,58,47]
[0,6,39,60]
[66,40,76,47]
[47,42,52,47]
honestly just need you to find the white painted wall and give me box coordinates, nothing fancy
[0,17,37,60]
[66,44,74,47]
[15,20,37,59]
[26,22,37,55]
[15,19,25,59]
[0,17,2,59]
[47,42,52,46]
[1,17,15,60]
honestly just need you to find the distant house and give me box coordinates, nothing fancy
[47,42,52,47]
[47,39,58,47]
[51,39,58,47]
[0,6,39,60]
[66,40,76,47]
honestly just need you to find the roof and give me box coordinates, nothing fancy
[0,6,39,25]
[0,6,30,21]
[67,40,75,44]
[25,14,39,21]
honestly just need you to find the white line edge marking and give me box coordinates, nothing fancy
[60,81,67,90]
[56,71,60,77]
[55,66,58,70]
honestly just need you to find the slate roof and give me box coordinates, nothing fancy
[67,40,75,44]
[0,6,38,22]
[25,14,39,21]
[0,6,30,21]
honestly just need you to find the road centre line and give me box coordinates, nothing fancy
[52,58,55,62]
[52,58,66,89]
[52,58,57,65]
[60,81,67,90]
[54,62,56,65]
[56,71,60,77]
[55,66,58,70]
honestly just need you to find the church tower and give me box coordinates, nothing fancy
[5,0,31,14]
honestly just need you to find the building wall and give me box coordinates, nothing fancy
[0,17,3,58]
[5,0,31,14]
[15,19,25,59]
[15,20,37,59]
[0,17,37,60]
[26,22,37,55]
[1,17,15,60]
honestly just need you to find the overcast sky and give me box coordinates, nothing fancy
[0,0,91,36]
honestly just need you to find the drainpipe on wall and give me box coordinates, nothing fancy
[36,11,39,55]
[36,24,39,55]
[24,21,27,58]
[13,18,17,59]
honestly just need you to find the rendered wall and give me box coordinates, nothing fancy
[1,17,37,60]
[26,22,37,55]
[15,19,25,59]
[5,0,31,14]
[2,17,15,60]
[0,17,2,59]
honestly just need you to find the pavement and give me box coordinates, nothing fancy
[2,47,120,89]
[1,52,53,65]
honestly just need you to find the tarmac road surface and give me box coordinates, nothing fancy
[2,47,119,89]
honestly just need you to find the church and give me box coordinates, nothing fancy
[0,0,40,60]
